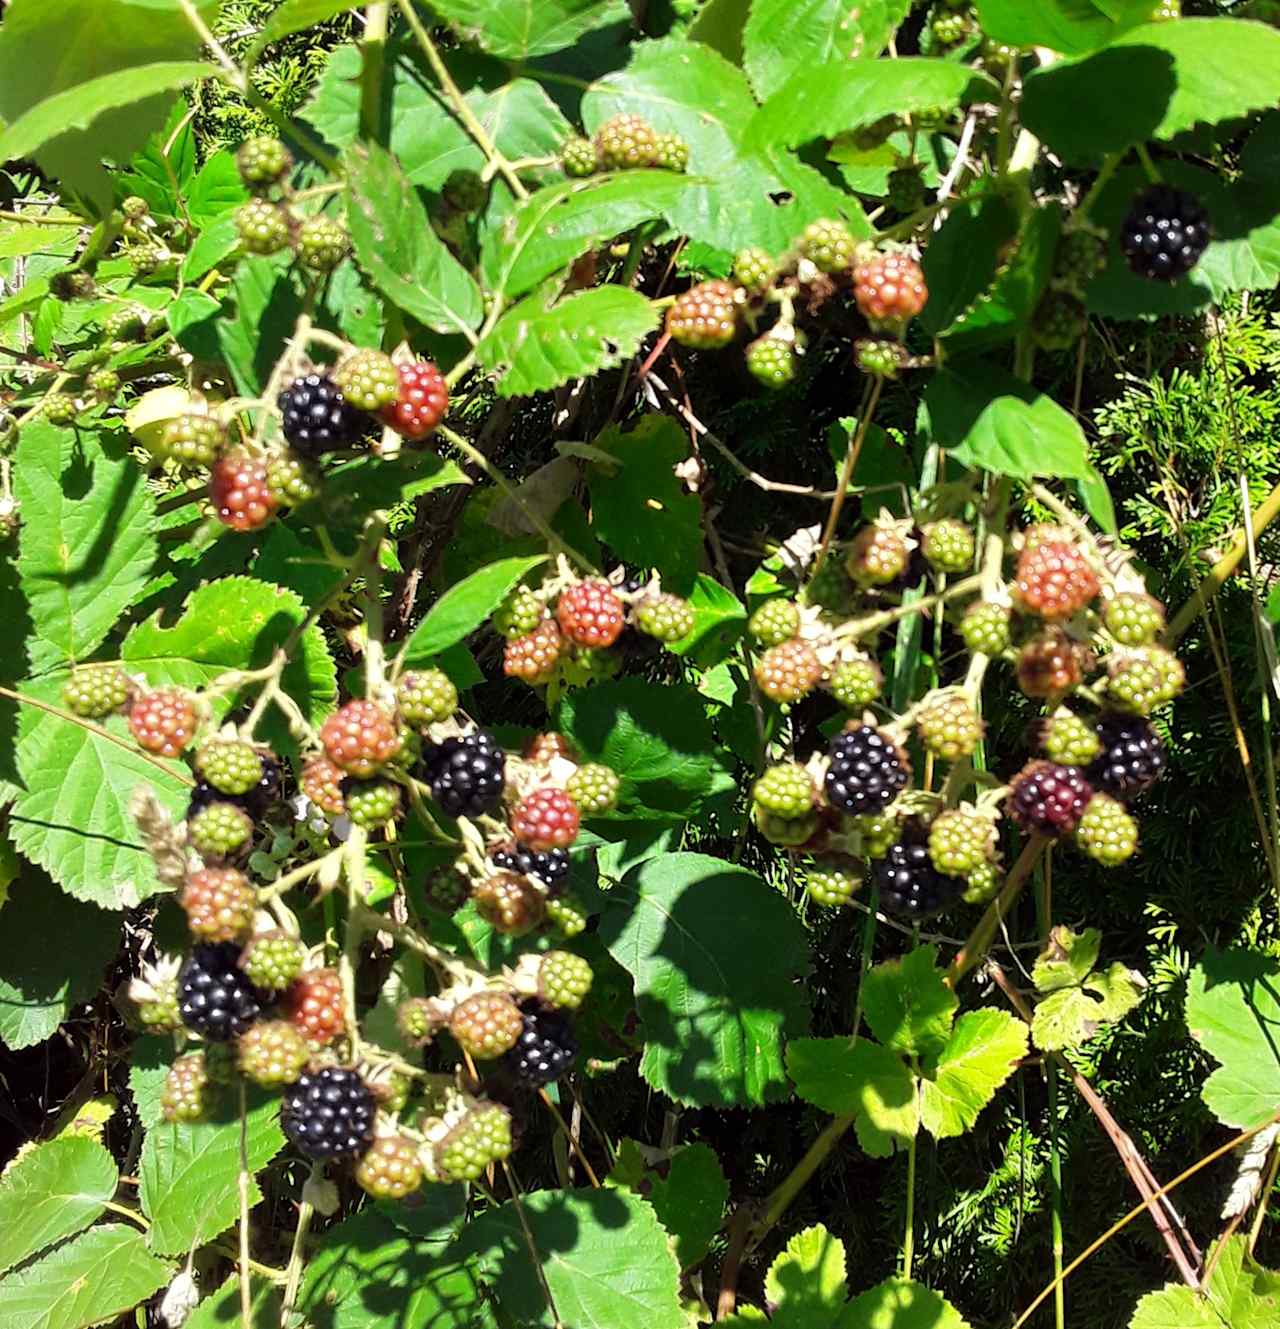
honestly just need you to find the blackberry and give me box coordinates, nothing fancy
[356,1136,423,1199]
[162,1053,212,1124]
[851,811,899,859]
[380,360,449,440]
[855,338,907,378]
[734,246,776,293]
[103,305,145,343]
[887,164,926,213]
[1120,185,1211,282]
[633,593,695,643]
[321,699,400,777]
[667,280,740,350]
[754,806,819,847]
[824,725,910,816]
[285,968,345,1045]
[181,867,256,942]
[1017,629,1086,698]
[504,1003,578,1086]
[927,808,994,876]
[828,658,882,709]
[396,997,440,1046]
[747,598,800,647]
[1075,793,1139,866]
[595,114,658,170]
[1052,223,1109,292]
[557,579,625,648]
[334,349,400,412]
[528,731,578,766]
[561,136,598,177]
[1040,710,1101,766]
[1109,645,1184,711]
[805,861,860,907]
[396,669,458,726]
[87,369,120,399]
[963,860,1001,905]
[491,844,570,889]
[210,452,277,531]
[546,892,588,937]
[538,951,593,1010]
[653,131,689,172]
[566,763,620,815]
[1032,291,1087,351]
[853,252,928,330]
[237,1019,310,1087]
[1103,591,1165,646]
[449,991,524,1059]
[1006,761,1093,837]
[434,1103,513,1182]
[239,931,306,991]
[266,450,322,508]
[846,524,908,587]
[301,756,346,815]
[874,828,966,920]
[503,618,563,684]
[196,739,264,797]
[916,693,983,762]
[236,200,290,256]
[511,787,580,851]
[746,335,797,388]
[493,586,544,639]
[43,394,79,426]
[63,665,130,718]
[159,415,225,469]
[188,801,254,859]
[237,136,292,190]
[422,730,505,816]
[179,943,266,1041]
[343,778,401,829]
[1086,712,1166,800]
[297,217,349,272]
[755,639,823,703]
[1013,533,1099,620]
[806,559,858,615]
[278,373,363,457]
[752,763,816,820]
[921,519,975,574]
[798,219,856,274]
[281,1067,376,1161]
[472,871,546,936]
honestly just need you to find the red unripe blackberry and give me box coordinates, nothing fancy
[746,334,797,388]
[1013,534,1099,620]
[434,1103,513,1181]
[1006,761,1093,837]
[285,968,346,1045]
[301,755,346,814]
[1016,629,1086,698]
[209,452,278,531]
[1086,711,1166,800]
[179,942,266,1041]
[344,778,402,829]
[196,739,264,796]
[237,1019,310,1087]
[320,700,400,777]
[159,414,226,469]
[916,693,983,762]
[921,519,975,574]
[356,1136,424,1199]
[422,730,506,816]
[874,827,966,920]
[805,861,861,907]
[747,598,800,647]
[297,216,350,272]
[1075,794,1138,866]
[395,668,458,726]
[538,951,593,1010]
[825,724,910,816]
[188,801,254,859]
[239,931,306,991]
[129,688,197,757]
[282,1067,375,1160]
[504,618,563,683]
[960,601,1012,656]
[472,871,546,936]
[1102,591,1165,646]
[379,360,448,440]
[1120,185,1210,282]
[752,763,816,820]
[566,762,620,815]
[182,866,256,942]
[525,731,576,765]
[594,113,658,169]
[512,787,580,851]
[162,1053,212,1123]
[666,280,740,349]
[828,658,882,709]
[846,524,908,586]
[556,579,624,647]
[504,1002,578,1086]
[755,639,822,703]
[633,593,695,643]
[853,252,928,329]
[63,665,131,718]
[449,990,524,1058]
[235,200,290,256]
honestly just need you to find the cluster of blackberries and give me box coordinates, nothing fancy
[561,114,690,177]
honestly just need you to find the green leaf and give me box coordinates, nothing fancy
[1032,964,1141,1052]
[0,1225,170,1329]
[747,58,998,152]
[645,1143,728,1270]
[786,1038,918,1156]
[139,1094,286,1255]
[765,1225,849,1329]
[598,853,810,1108]
[860,946,958,1065]
[216,256,304,396]
[924,359,1094,480]
[974,0,1154,56]
[344,143,484,337]
[919,1009,1028,1139]
[185,1275,281,1329]
[837,1278,973,1329]
[743,1,910,100]
[667,573,747,665]
[920,194,1022,337]
[399,554,546,667]
[1032,925,1103,992]
[1074,466,1119,535]
[0,218,80,261]
[477,285,659,397]
[1021,18,1280,163]
[0,1137,117,1275]
[587,416,702,596]
[457,1187,686,1328]
[1130,1237,1280,1329]
[14,422,156,669]
[427,0,630,60]
[1186,948,1280,1130]
[167,289,220,344]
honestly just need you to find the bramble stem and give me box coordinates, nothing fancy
[237,1082,252,1329]
[812,376,882,583]
[279,1167,319,1327]
[360,4,390,144]
[945,835,1048,988]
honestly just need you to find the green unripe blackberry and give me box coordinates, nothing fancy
[963,859,1001,904]
[1075,793,1138,866]
[159,414,226,468]
[122,196,150,221]
[50,269,97,301]
[746,334,797,388]
[798,218,856,274]
[921,519,975,574]
[1103,592,1165,646]
[334,349,400,412]
[1040,710,1101,766]
[931,9,973,44]
[927,809,994,875]
[733,246,776,293]
[345,778,402,829]
[747,598,800,647]
[851,811,898,859]
[917,693,983,762]
[239,931,306,991]
[981,37,1019,75]
[43,393,79,426]
[854,337,906,378]
[753,805,819,847]
[1032,291,1087,351]
[959,600,1012,656]
[887,165,926,214]
[633,592,694,642]
[435,1104,513,1182]
[538,951,593,1009]
[492,585,544,638]
[237,136,293,190]
[63,665,131,718]
[396,669,458,726]
[237,1019,310,1087]
[1107,651,1170,714]
[595,114,658,170]
[396,996,440,1046]
[236,200,290,255]
[752,763,816,820]
[265,449,322,507]
[805,860,860,907]
[389,724,422,772]
[189,801,254,858]
[653,131,689,172]
[87,368,120,398]
[546,892,589,937]
[1052,223,1109,292]
[162,1053,212,1124]
[806,559,858,615]
[133,971,182,1033]
[566,762,621,814]
[127,243,165,276]
[297,216,349,272]
[196,740,264,797]
[356,1135,423,1198]
[561,136,598,177]
[828,658,882,708]
[103,306,145,343]
[376,1067,413,1113]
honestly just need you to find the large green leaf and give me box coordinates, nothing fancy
[1130,1237,1279,1329]
[1186,948,1280,1130]
[918,1009,1028,1139]
[477,285,659,397]
[920,194,1021,337]
[0,1137,117,1275]
[0,1225,170,1329]
[184,1276,281,1329]
[786,1038,917,1157]
[765,1225,849,1329]
[1021,18,1280,163]
[598,853,809,1107]
[860,947,958,1066]
[428,0,629,60]
[836,1278,973,1329]
[14,422,156,670]
[216,256,304,396]
[345,143,484,337]
[974,0,1155,56]
[644,1143,728,1270]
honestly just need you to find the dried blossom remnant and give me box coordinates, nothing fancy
[130,785,191,887]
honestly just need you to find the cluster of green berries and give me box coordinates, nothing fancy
[233,137,349,273]
[561,115,690,176]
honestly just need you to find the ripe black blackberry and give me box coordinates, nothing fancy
[1120,185,1211,282]
[278,373,364,457]
[281,1067,376,1161]
[874,828,966,920]
[491,844,570,890]
[422,730,505,816]
[1087,712,1166,800]
[824,725,910,816]
[504,1003,579,1086]
[178,943,267,1041]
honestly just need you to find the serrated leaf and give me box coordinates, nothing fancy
[861,946,958,1065]
[920,194,1021,336]
[216,256,304,396]
[1032,987,1111,1052]
[919,1009,1028,1139]
[477,285,658,396]
[1032,924,1103,992]
[428,0,630,60]
[185,1275,281,1329]
[836,1278,973,1329]
[14,422,156,670]
[0,1137,117,1275]
[598,853,809,1108]
[646,1143,728,1270]
[345,143,483,337]
[139,1094,285,1255]
[974,0,1154,56]
[666,573,747,666]
[1087,963,1141,1023]
[786,1038,918,1157]
[765,1224,849,1329]
[1186,948,1280,1130]
[1129,1237,1280,1329]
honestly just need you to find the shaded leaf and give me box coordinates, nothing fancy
[787,1038,918,1156]
[975,0,1154,56]
[765,1224,849,1329]
[646,1143,728,1270]
[0,1136,117,1275]
[920,194,1021,337]
[428,0,630,61]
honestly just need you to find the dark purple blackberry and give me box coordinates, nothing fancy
[278,373,364,457]
[1119,186,1210,282]
[281,1067,376,1160]
[1006,760,1093,837]
[503,1003,578,1086]
[1087,712,1166,800]
[178,942,267,1040]
[825,725,910,816]
[873,828,965,920]
[492,844,570,890]
[422,730,505,817]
